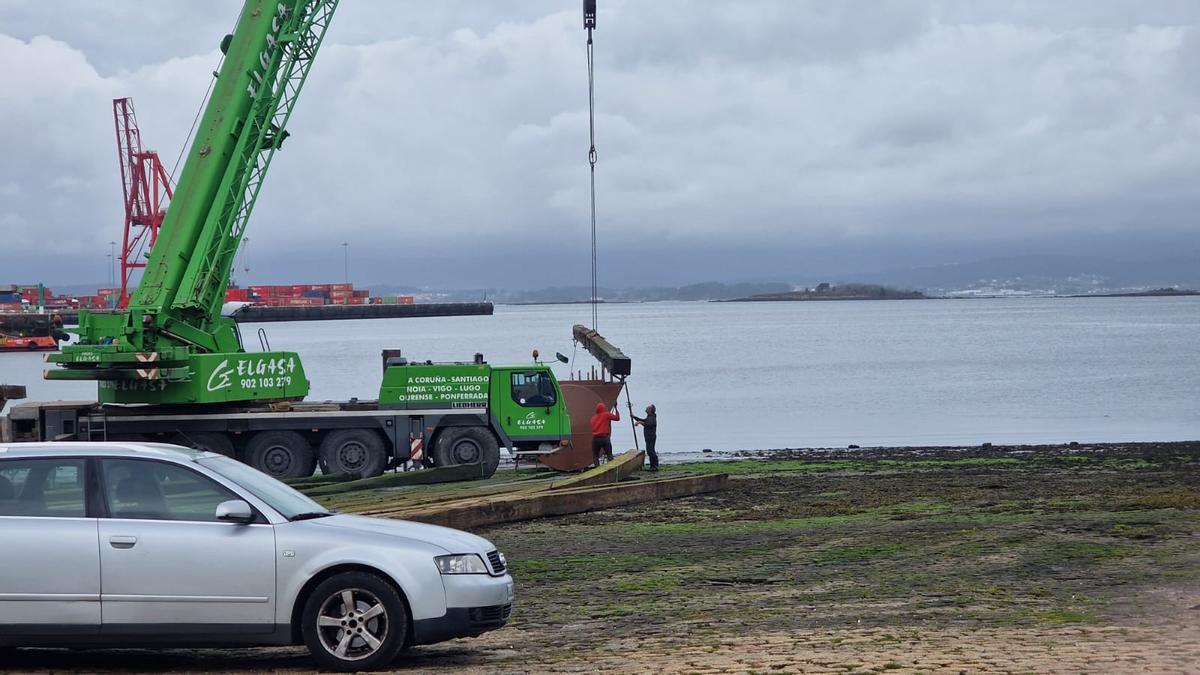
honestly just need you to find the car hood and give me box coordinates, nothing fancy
[309,513,495,555]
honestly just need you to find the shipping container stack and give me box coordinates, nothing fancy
[0,282,416,312]
[0,284,81,312]
[0,285,22,313]
[226,283,411,307]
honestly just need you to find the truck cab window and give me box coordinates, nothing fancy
[511,372,556,407]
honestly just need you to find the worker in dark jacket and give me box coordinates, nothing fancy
[590,402,620,465]
[633,404,658,471]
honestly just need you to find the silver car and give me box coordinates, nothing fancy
[0,442,514,671]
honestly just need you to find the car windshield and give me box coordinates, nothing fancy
[197,455,330,520]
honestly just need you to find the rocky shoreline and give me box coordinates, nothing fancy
[732,439,1200,462]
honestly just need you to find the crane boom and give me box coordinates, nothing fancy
[48,0,340,405]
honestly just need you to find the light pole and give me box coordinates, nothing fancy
[108,241,117,289]
[342,242,349,284]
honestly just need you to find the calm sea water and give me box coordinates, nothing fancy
[3,297,1197,457]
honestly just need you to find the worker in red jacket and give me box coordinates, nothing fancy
[590,402,620,465]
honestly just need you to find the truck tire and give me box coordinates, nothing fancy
[319,429,387,478]
[300,571,408,671]
[433,427,499,478]
[246,430,316,479]
[170,432,236,458]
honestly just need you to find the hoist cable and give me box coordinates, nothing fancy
[162,13,241,208]
[586,16,599,331]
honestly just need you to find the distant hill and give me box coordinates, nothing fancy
[847,254,1200,295]
[422,282,794,304]
[731,283,925,302]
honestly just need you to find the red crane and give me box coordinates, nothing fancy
[112,97,173,308]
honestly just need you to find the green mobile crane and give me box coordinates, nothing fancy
[47,1,329,404]
[8,0,580,479]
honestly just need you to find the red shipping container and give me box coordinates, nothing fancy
[352,290,369,298]
[397,295,415,305]
[331,283,352,292]
[285,297,324,306]
[290,285,305,295]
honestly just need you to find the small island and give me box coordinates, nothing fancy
[1072,288,1200,298]
[728,282,926,302]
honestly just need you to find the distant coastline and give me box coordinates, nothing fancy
[726,283,926,302]
[1068,288,1199,298]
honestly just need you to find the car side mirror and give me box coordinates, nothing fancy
[215,499,254,524]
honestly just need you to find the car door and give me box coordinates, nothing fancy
[97,457,277,634]
[0,456,100,631]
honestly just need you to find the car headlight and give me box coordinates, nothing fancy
[435,554,489,575]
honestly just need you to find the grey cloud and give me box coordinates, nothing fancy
[0,2,1197,289]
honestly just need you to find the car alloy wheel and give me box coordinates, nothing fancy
[315,588,389,661]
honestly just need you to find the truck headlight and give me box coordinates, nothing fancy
[435,554,489,575]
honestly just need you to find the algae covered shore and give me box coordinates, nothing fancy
[8,442,1199,673]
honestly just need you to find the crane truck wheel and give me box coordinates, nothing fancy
[170,432,236,458]
[432,427,499,478]
[319,429,387,478]
[246,430,316,479]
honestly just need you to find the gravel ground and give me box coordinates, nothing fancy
[5,442,1199,674]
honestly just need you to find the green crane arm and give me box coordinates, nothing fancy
[47,0,339,405]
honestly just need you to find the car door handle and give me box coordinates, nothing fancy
[109,536,138,549]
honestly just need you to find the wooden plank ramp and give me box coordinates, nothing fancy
[298,463,491,497]
[361,474,729,530]
[303,449,729,529]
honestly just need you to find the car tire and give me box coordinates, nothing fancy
[170,432,236,458]
[246,430,315,479]
[319,429,388,478]
[433,427,499,478]
[301,571,408,671]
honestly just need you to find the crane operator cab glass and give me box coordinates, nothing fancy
[511,371,557,407]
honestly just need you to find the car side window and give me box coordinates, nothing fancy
[101,459,235,522]
[0,458,87,518]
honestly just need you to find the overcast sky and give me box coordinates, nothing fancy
[1,1,1197,289]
